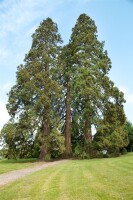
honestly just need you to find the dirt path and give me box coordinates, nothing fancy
[0,160,69,186]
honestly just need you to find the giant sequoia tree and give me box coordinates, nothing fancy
[3,14,127,159]
[67,14,127,149]
[7,18,63,160]
[70,14,111,140]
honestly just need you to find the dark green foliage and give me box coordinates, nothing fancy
[73,144,88,159]
[94,123,129,156]
[49,128,65,158]
[73,142,104,159]
[69,14,113,143]
[67,13,126,156]
[120,148,127,155]
[124,121,133,152]
[0,121,34,159]
[30,128,65,159]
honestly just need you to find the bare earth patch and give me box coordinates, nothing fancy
[0,160,69,186]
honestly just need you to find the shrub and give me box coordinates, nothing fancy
[49,129,65,159]
[108,147,120,157]
[73,144,89,159]
[44,153,51,161]
[121,148,127,155]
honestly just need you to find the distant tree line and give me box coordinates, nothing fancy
[0,14,130,160]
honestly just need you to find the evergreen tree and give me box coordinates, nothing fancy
[7,18,63,160]
[68,14,111,143]
[68,14,126,148]
[94,90,128,155]
[124,121,133,152]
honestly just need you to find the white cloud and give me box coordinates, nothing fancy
[0,0,63,70]
[0,0,62,37]
[0,101,9,130]
[0,0,40,36]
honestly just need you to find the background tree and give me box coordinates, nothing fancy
[0,120,34,159]
[93,82,128,155]
[124,121,133,152]
[7,18,63,160]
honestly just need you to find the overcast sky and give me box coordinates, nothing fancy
[0,0,133,130]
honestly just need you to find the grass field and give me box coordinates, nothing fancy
[0,154,133,200]
[0,158,37,174]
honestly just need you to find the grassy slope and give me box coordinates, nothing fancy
[0,154,133,200]
[0,158,37,174]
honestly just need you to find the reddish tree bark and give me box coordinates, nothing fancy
[39,118,49,160]
[84,113,92,142]
[65,81,72,157]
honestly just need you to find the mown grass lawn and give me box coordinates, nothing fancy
[1,154,133,200]
[0,158,37,174]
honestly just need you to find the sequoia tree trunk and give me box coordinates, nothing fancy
[39,118,49,160]
[65,81,72,157]
[84,113,92,142]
